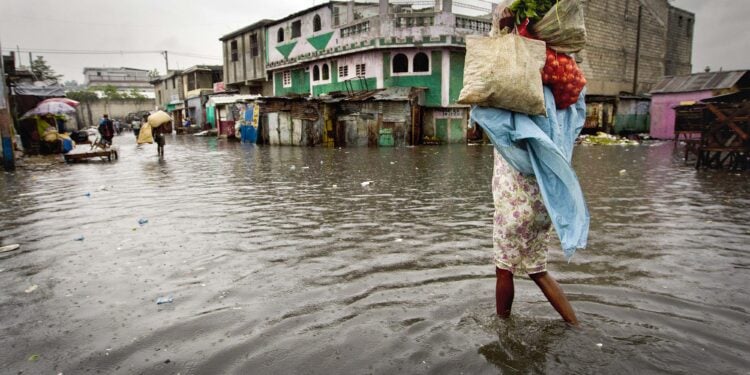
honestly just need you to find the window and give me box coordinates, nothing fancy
[96,72,101,76]
[282,71,292,87]
[277,28,285,43]
[413,52,429,72]
[322,64,330,80]
[687,19,693,37]
[313,65,320,81]
[313,15,322,32]
[188,73,196,91]
[250,34,259,57]
[338,64,348,78]
[172,77,176,89]
[393,53,408,73]
[292,21,301,39]
[332,7,340,26]
[230,40,239,62]
[678,16,683,27]
[355,64,366,77]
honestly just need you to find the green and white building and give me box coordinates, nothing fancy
[221,0,492,145]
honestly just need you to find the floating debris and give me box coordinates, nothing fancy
[361,181,373,187]
[27,354,40,362]
[619,169,628,175]
[138,218,149,226]
[156,296,174,305]
[74,235,85,241]
[25,285,39,293]
[0,244,21,253]
[596,343,603,348]
[579,132,639,146]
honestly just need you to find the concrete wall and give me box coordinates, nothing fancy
[223,27,267,89]
[665,7,694,76]
[579,0,693,96]
[649,90,713,139]
[74,99,156,128]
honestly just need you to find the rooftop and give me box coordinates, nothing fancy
[651,70,750,94]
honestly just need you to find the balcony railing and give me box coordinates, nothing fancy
[340,21,371,38]
[455,16,492,33]
[393,13,435,28]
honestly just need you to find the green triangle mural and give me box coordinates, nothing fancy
[276,41,297,60]
[307,32,334,51]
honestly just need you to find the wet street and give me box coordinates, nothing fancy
[1,135,749,374]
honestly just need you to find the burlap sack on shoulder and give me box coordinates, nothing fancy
[458,33,547,116]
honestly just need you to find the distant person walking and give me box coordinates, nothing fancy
[153,123,165,158]
[98,114,115,145]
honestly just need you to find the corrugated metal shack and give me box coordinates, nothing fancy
[258,96,322,146]
[650,70,750,139]
[257,87,424,147]
[615,95,651,134]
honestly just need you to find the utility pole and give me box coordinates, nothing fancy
[162,50,169,73]
[1,38,16,171]
[633,4,643,95]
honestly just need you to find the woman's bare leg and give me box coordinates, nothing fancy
[529,271,578,325]
[495,268,515,318]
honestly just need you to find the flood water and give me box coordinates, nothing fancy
[1,135,749,374]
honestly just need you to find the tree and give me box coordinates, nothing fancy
[63,80,79,88]
[129,88,146,100]
[65,89,98,102]
[148,69,160,79]
[101,85,124,100]
[30,56,62,83]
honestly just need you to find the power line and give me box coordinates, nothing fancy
[13,48,220,60]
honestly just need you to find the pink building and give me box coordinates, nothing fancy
[649,70,749,139]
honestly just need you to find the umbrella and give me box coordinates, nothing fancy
[22,101,77,118]
[39,98,80,107]
[147,110,172,128]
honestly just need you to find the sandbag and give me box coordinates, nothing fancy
[532,0,587,54]
[458,32,547,116]
[137,123,154,144]
[148,110,172,128]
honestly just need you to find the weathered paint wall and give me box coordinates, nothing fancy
[383,50,443,107]
[448,51,465,104]
[309,51,384,96]
[649,90,713,139]
[267,5,338,63]
[274,68,310,96]
[223,28,267,89]
[423,107,467,144]
[614,99,651,134]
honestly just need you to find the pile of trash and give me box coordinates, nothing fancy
[579,132,640,146]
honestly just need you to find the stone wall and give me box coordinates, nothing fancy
[579,0,693,96]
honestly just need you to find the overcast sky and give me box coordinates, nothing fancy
[1,0,747,83]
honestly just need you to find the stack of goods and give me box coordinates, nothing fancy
[516,0,588,110]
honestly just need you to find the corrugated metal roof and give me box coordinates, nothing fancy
[651,70,748,94]
[207,94,260,106]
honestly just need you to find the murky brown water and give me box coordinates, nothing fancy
[1,135,749,374]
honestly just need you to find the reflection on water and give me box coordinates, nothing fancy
[0,135,748,374]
